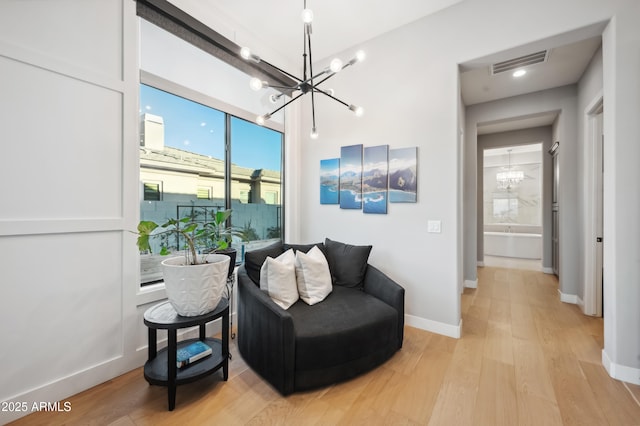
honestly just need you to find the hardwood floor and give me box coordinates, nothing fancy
[10,267,640,425]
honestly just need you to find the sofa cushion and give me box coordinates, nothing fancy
[324,238,372,288]
[283,242,326,256]
[245,241,284,285]
[295,246,332,305]
[288,286,398,372]
[260,249,298,309]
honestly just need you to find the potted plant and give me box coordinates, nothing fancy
[200,209,237,278]
[137,209,236,317]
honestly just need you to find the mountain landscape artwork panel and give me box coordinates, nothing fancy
[340,144,363,209]
[363,145,389,214]
[389,147,417,203]
[320,158,340,204]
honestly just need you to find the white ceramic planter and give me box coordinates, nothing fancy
[161,254,230,316]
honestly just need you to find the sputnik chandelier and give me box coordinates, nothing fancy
[240,0,365,139]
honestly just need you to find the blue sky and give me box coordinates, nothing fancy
[140,84,282,172]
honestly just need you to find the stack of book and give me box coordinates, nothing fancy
[177,341,212,368]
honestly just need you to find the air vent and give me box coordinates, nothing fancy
[491,50,548,75]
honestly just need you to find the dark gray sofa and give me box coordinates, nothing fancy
[237,239,405,395]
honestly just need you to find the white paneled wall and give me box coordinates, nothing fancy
[0,1,139,423]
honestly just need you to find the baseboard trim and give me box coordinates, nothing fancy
[405,314,461,339]
[542,267,554,274]
[558,289,578,304]
[464,279,478,289]
[602,349,640,385]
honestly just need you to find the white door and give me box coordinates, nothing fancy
[594,109,603,317]
[584,100,603,317]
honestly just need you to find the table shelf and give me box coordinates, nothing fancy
[143,299,229,411]
[144,337,224,385]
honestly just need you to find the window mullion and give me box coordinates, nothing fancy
[224,113,232,213]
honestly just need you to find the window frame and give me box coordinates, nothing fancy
[139,71,285,283]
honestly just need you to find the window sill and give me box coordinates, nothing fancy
[136,282,167,307]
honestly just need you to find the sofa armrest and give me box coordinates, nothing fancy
[363,265,405,349]
[237,266,296,395]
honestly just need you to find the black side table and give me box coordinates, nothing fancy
[143,298,229,411]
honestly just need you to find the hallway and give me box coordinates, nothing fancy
[457,265,640,425]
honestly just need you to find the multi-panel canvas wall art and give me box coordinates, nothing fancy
[321,145,417,213]
[320,158,340,204]
[389,147,417,203]
[339,144,363,209]
[363,145,389,214]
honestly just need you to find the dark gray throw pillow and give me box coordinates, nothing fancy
[283,242,326,257]
[324,238,372,288]
[244,241,284,285]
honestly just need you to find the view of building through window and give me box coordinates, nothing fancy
[139,84,283,285]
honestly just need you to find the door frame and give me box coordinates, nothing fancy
[583,92,603,317]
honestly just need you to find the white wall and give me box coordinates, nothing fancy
[0,1,139,423]
[296,0,640,382]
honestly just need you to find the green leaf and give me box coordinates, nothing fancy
[137,234,151,252]
[159,246,170,255]
[137,221,158,234]
[215,209,232,225]
[183,223,198,233]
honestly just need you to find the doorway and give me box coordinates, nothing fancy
[482,143,543,270]
[584,97,604,317]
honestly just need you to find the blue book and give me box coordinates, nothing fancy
[177,341,212,368]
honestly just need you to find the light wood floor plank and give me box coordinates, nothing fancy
[580,361,640,425]
[9,266,640,426]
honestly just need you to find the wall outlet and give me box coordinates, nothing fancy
[428,220,441,233]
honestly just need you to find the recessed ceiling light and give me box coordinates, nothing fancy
[513,69,527,78]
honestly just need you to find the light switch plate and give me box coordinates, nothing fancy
[428,220,441,233]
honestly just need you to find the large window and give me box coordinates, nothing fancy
[139,83,283,285]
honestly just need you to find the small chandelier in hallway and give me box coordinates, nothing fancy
[240,0,365,140]
[496,149,524,190]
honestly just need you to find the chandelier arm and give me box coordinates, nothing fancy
[264,92,305,117]
[310,71,338,88]
[259,58,304,84]
[306,18,317,131]
[314,88,350,108]
[267,84,301,91]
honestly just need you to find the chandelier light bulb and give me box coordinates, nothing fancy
[356,50,366,62]
[349,104,364,117]
[249,77,264,91]
[326,88,335,96]
[301,8,314,23]
[256,113,270,126]
[240,46,260,63]
[269,94,280,104]
[329,58,343,73]
[310,128,319,139]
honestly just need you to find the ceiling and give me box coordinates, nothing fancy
[461,36,602,107]
[174,1,605,135]
[190,0,464,62]
[461,22,606,134]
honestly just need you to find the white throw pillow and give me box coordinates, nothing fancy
[295,246,332,305]
[260,249,298,309]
